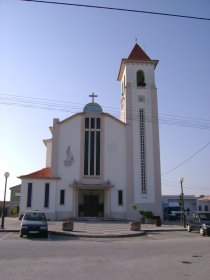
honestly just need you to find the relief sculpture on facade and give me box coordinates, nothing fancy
[64,145,74,167]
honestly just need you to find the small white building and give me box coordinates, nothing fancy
[197,196,210,212]
[19,43,162,220]
[162,195,197,219]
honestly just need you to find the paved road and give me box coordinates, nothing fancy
[0,231,210,280]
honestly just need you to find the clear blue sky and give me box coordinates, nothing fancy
[0,0,210,200]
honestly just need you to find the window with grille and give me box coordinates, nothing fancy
[139,109,147,193]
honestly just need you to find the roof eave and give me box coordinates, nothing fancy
[18,176,60,180]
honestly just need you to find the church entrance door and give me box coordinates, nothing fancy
[84,195,98,217]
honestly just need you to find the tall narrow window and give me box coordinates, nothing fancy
[85,117,89,128]
[139,109,147,194]
[27,183,32,208]
[44,183,50,208]
[84,131,89,175]
[84,117,101,176]
[137,70,146,87]
[96,131,100,175]
[118,190,123,205]
[90,131,95,175]
[60,190,65,205]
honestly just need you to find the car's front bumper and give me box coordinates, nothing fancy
[20,225,48,236]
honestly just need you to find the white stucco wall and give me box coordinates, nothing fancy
[103,116,127,214]
[121,62,162,215]
[126,63,157,203]
[19,179,57,220]
[44,139,52,167]
[55,116,82,214]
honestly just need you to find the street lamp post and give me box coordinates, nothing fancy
[179,177,186,228]
[1,172,10,229]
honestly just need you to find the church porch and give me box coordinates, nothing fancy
[70,182,113,218]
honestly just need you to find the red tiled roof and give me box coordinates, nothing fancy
[128,43,151,61]
[19,167,60,180]
[117,43,158,81]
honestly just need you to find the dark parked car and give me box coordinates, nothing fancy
[186,211,210,236]
[20,211,48,238]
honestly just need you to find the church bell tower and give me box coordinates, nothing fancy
[118,43,162,217]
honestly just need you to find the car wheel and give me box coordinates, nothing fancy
[187,225,191,232]
[200,227,205,236]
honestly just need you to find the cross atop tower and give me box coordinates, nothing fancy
[89,93,98,103]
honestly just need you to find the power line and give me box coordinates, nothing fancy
[162,183,210,191]
[161,141,210,176]
[21,0,210,21]
[162,179,210,191]
[1,93,209,180]
[1,93,210,130]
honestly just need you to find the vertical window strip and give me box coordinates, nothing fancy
[139,109,147,194]
[84,131,89,175]
[85,117,89,128]
[96,131,100,175]
[91,118,95,129]
[60,190,65,205]
[96,118,100,129]
[118,190,123,205]
[44,183,50,208]
[84,117,101,176]
[90,131,95,175]
[27,183,32,208]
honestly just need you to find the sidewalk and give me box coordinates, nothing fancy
[0,217,186,238]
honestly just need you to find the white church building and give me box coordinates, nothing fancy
[19,43,162,220]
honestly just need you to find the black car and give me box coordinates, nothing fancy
[20,211,48,238]
[186,211,210,236]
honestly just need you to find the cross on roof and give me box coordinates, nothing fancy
[89,93,98,103]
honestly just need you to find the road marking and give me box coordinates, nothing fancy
[0,232,12,240]
[146,234,161,240]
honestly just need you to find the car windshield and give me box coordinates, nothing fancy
[198,213,210,221]
[24,212,46,221]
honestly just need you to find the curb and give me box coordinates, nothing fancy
[0,228,187,237]
[49,230,146,238]
[144,228,187,233]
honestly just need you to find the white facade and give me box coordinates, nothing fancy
[19,44,162,220]
[197,196,210,212]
